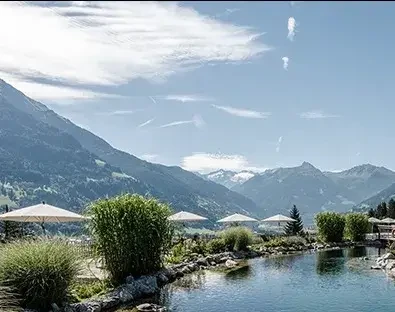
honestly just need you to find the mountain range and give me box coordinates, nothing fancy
[1,78,395,228]
[203,162,395,223]
[0,79,259,225]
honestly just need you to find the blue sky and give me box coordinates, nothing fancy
[1,1,395,173]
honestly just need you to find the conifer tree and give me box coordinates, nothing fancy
[285,204,304,236]
[388,199,395,219]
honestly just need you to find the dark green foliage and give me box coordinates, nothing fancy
[377,202,388,218]
[0,205,26,241]
[284,205,304,236]
[367,208,376,218]
[315,212,345,243]
[220,227,253,251]
[206,238,226,254]
[88,194,174,284]
[388,199,395,218]
[344,213,369,241]
[0,239,80,311]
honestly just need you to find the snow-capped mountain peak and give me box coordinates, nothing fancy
[203,169,256,189]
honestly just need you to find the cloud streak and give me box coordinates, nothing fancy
[287,17,296,41]
[181,153,266,173]
[212,105,271,119]
[299,111,340,119]
[276,136,283,153]
[138,118,155,128]
[96,110,137,116]
[282,56,289,70]
[0,1,269,100]
[164,95,213,103]
[159,115,205,129]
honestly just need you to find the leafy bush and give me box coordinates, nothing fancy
[344,213,369,241]
[206,238,226,254]
[70,280,110,302]
[0,240,80,311]
[88,194,174,284]
[315,212,345,243]
[166,242,188,264]
[263,236,307,248]
[220,227,253,251]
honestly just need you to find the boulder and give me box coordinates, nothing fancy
[225,259,238,268]
[383,253,395,260]
[180,266,191,274]
[156,273,169,286]
[126,275,134,284]
[114,285,134,304]
[136,303,167,312]
[196,258,209,267]
[101,296,120,310]
[371,265,382,270]
[187,263,199,272]
[67,301,102,312]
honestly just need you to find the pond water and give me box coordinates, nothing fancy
[123,247,395,312]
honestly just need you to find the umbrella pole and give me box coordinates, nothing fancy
[41,222,46,236]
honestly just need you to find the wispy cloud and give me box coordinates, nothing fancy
[181,153,267,173]
[160,115,205,129]
[276,136,283,153]
[148,96,157,105]
[282,57,289,70]
[299,111,340,119]
[96,110,137,116]
[287,17,296,41]
[0,1,269,100]
[163,95,213,103]
[215,8,240,18]
[138,118,155,128]
[290,1,304,6]
[140,154,159,162]
[212,105,271,119]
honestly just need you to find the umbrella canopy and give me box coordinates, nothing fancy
[168,211,207,222]
[368,217,381,223]
[380,217,395,224]
[217,213,258,223]
[0,202,88,223]
[261,214,296,223]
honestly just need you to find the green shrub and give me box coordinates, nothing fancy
[0,240,80,311]
[70,280,110,302]
[88,194,174,284]
[315,212,345,243]
[344,213,369,241]
[206,238,226,254]
[166,242,188,264]
[220,227,253,251]
[263,236,307,248]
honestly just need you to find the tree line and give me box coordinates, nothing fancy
[367,198,395,219]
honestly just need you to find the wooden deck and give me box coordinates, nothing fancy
[365,232,395,241]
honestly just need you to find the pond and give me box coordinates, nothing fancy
[122,247,395,312]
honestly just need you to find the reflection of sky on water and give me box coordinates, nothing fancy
[122,247,395,312]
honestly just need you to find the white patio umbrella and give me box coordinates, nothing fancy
[217,213,258,223]
[380,217,395,224]
[261,214,296,227]
[0,201,88,234]
[368,217,381,223]
[168,211,208,222]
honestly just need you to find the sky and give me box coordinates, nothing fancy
[1,1,395,174]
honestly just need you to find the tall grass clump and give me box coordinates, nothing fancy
[315,212,345,243]
[344,213,369,242]
[0,239,80,311]
[220,226,253,251]
[88,194,174,284]
[0,286,20,312]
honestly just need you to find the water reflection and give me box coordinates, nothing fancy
[268,255,299,271]
[224,264,252,281]
[346,246,367,258]
[170,271,206,292]
[316,249,345,275]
